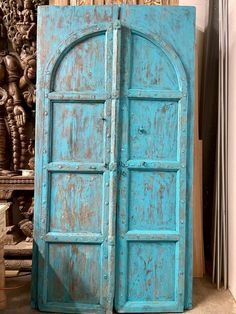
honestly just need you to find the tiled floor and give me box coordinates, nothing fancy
[2,275,236,313]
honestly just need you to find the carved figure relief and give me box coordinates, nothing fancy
[0,0,48,174]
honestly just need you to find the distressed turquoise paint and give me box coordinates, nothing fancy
[33,5,195,314]
[115,6,195,312]
[33,6,118,314]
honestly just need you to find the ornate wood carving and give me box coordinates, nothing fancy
[0,1,47,245]
[0,0,48,174]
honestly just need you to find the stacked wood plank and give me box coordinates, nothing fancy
[4,241,32,271]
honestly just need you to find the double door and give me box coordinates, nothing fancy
[33,5,195,314]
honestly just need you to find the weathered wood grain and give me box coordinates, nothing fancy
[193,36,205,278]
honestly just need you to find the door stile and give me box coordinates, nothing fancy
[106,20,121,313]
[115,27,132,310]
[41,76,52,306]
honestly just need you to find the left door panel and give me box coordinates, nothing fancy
[33,6,117,314]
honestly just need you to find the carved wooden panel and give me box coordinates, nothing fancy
[0,0,48,175]
[0,1,48,243]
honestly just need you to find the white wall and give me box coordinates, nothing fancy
[228,0,236,301]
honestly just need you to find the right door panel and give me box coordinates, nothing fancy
[115,16,192,312]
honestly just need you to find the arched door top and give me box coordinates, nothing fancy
[45,23,187,95]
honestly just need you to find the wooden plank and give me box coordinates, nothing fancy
[5,259,32,270]
[49,0,70,4]
[4,241,32,258]
[193,39,205,278]
[5,270,19,278]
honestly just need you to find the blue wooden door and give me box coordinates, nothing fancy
[33,6,121,314]
[33,5,195,314]
[115,6,195,313]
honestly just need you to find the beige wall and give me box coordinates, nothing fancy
[179,0,209,31]
[179,0,209,277]
[229,0,236,301]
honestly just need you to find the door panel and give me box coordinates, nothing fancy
[51,102,105,163]
[128,170,177,231]
[49,172,104,233]
[53,34,106,92]
[127,242,176,302]
[47,243,102,304]
[130,33,179,90]
[129,100,179,160]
